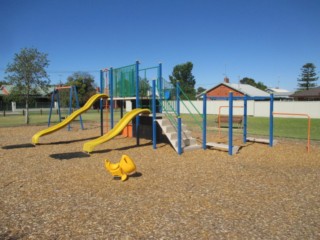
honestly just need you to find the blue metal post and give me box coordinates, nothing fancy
[177,81,182,155]
[68,86,73,131]
[48,89,55,126]
[243,95,248,143]
[202,94,207,150]
[135,61,140,145]
[74,86,84,130]
[57,90,61,122]
[228,92,233,155]
[269,94,274,147]
[152,80,157,149]
[158,63,162,113]
[109,68,114,129]
[100,70,104,135]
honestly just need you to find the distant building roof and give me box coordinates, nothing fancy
[196,82,270,99]
[0,85,55,96]
[290,87,320,99]
[225,83,270,97]
[265,88,294,99]
[0,85,13,96]
[266,88,290,93]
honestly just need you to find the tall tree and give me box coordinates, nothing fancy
[65,72,97,106]
[169,62,196,100]
[297,63,318,90]
[5,48,50,124]
[240,77,267,91]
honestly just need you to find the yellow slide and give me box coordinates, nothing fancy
[83,108,151,153]
[32,93,108,145]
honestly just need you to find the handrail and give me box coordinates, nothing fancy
[177,85,203,130]
[179,85,202,116]
[156,85,178,129]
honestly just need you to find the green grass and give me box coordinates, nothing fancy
[181,114,320,141]
[1,111,319,141]
[247,116,320,140]
[0,109,122,127]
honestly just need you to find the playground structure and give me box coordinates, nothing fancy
[99,61,201,154]
[105,155,137,181]
[32,61,201,154]
[202,92,275,155]
[31,61,313,156]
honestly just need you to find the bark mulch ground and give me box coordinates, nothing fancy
[0,124,319,239]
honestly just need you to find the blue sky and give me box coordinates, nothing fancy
[1,0,319,91]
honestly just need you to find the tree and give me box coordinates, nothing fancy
[297,63,318,90]
[240,77,267,91]
[169,62,196,100]
[5,48,50,124]
[0,80,9,85]
[255,81,267,91]
[196,87,206,95]
[139,77,150,97]
[65,72,97,106]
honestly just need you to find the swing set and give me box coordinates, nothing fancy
[48,85,84,130]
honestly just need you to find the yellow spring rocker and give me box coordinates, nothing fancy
[104,155,136,181]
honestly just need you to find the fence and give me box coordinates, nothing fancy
[176,100,320,119]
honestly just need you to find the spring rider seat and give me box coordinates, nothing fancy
[104,155,136,181]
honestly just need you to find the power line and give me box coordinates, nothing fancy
[48,70,100,74]
[0,69,101,74]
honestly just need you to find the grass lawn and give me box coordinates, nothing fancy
[1,110,319,141]
[181,114,320,141]
[0,109,121,127]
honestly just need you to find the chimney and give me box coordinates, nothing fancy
[224,77,230,83]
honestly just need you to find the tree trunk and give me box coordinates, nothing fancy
[25,100,29,124]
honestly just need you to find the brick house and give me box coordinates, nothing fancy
[0,84,53,110]
[198,77,269,99]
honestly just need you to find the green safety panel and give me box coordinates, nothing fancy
[113,64,136,97]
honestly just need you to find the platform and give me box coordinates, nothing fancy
[246,137,278,145]
[206,142,240,155]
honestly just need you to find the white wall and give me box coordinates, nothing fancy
[177,100,320,119]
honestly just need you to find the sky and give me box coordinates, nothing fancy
[0,0,319,92]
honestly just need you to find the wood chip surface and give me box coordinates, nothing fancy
[0,124,319,239]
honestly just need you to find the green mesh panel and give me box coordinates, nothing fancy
[113,64,136,97]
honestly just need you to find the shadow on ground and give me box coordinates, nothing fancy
[50,151,90,160]
[42,136,99,145]
[93,142,153,154]
[2,143,35,149]
[112,172,143,180]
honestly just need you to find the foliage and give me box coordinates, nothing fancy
[5,48,50,124]
[297,63,318,90]
[169,62,196,100]
[64,72,97,106]
[0,80,9,85]
[139,78,150,97]
[240,77,267,91]
[196,87,206,96]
